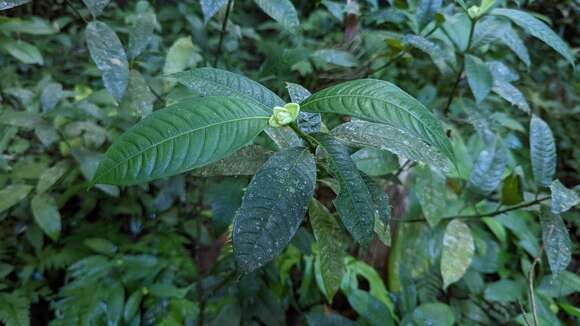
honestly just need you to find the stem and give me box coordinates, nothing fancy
[214,0,233,66]
[289,123,318,152]
[64,0,89,24]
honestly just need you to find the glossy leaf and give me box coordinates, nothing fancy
[302,79,455,163]
[468,138,507,195]
[332,120,453,174]
[0,0,30,10]
[441,219,474,288]
[93,96,270,185]
[309,199,348,301]
[413,165,446,227]
[0,39,43,64]
[465,55,493,104]
[233,147,316,272]
[492,8,575,67]
[253,0,300,33]
[550,180,579,214]
[492,80,530,113]
[31,194,62,241]
[82,0,110,17]
[287,83,321,134]
[0,184,32,214]
[530,115,556,188]
[86,21,129,103]
[315,134,375,245]
[540,209,571,275]
[128,11,156,59]
[200,0,227,23]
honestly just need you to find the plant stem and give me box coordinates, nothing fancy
[64,0,89,24]
[214,0,233,66]
[289,123,318,152]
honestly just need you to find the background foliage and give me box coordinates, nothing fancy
[0,0,578,325]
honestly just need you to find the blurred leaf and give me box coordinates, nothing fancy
[0,290,30,326]
[0,0,30,10]
[468,138,507,195]
[500,172,524,205]
[536,271,580,298]
[344,288,394,326]
[205,178,246,234]
[530,115,556,188]
[128,11,156,59]
[0,39,43,64]
[363,175,391,246]
[201,0,227,23]
[0,17,57,34]
[549,180,579,214]
[409,303,455,326]
[253,0,300,33]
[163,37,200,75]
[441,13,472,52]
[192,145,272,177]
[403,34,456,75]
[0,184,32,214]
[83,238,118,255]
[122,70,155,118]
[352,148,398,176]
[41,83,64,113]
[31,193,62,241]
[414,165,447,227]
[465,55,492,104]
[82,0,110,17]
[313,49,358,68]
[540,208,571,275]
[415,0,443,31]
[441,219,474,288]
[483,279,522,303]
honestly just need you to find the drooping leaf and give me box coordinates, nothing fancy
[0,184,32,214]
[86,21,129,103]
[200,0,227,23]
[233,147,316,272]
[163,37,199,75]
[530,115,556,188]
[441,219,474,288]
[415,0,442,31]
[314,134,375,245]
[537,271,580,298]
[540,208,571,275]
[253,0,300,33]
[82,0,110,17]
[550,180,579,214]
[413,165,447,227]
[497,24,531,66]
[0,0,30,11]
[468,138,507,195]
[332,121,453,174]
[487,61,530,112]
[492,8,575,67]
[309,199,348,301]
[0,39,43,64]
[122,70,155,118]
[465,54,493,104]
[191,145,273,177]
[302,79,455,164]
[31,193,62,241]
[403,34,456,75]
[93,96,270,185]
[363,175,391,246]
[128,11,156,59]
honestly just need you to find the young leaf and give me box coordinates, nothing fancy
[201,0,227,23]
[492,9,575,67]
[468,138,507,195]
[441,219,474,289]
[550,180,579,214]
[413,165,447,227]
[302,79,455,164]
[530,115,556,188]
[465,55,493,104]
[163,37,198,75]
[332,120,453,174]
[0,184,32,214]
[500,172,524,205]
[0,39,43,64]
[0,0,30,11]
[415,0,443,31]
[82,0,110,17]
[309,199,348,302]
[233,147,316,272]
[128,11,156,59]
[86,21,129,103]
[31,193,62,241]
[314,134,375,245]
[540,208,571,275]
[93,96,270,185]
[253,0,300,33]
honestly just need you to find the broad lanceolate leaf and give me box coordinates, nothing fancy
[201,0,227,23]
[253,0,300,33]
[128,11,156,59]
[540,208,571,275]
[465,55,492,104]
[93,96,270,185]
[468,138,507,195]
[31,194,62,241]
[332,120,453,174]
[0,39,43,64]
[191,145,272,177]
[550,180,579,214]
[441,219,474,288]
[363,176,391,246]
[302,79,455,164]
[0,0,30,10]
[0,184,32,214]
[172,68,301,147]
[413,165,446,227]
[315,134,375,245]
[309,199,348,301]
[86,21,129,103]
[530,115,556,188]
[415,0,442,31]
[497,24,531,66]
[82,0,110,17]
[233,147,316,272]
[488,61,530,112]
[492,8,575,67]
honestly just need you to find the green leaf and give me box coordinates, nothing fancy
[332,120,453,174]
[465,55,493,104]
[550,180,579,214]
[492,8,575,67]
[86,21,129,103]
[483,279,523,303]
[253,0,300,33]
[201,0,227,23]
[0,184,32,214]
[0,39,43,64]
[82,0,110,17]
[415,0,442,31]
[315,134,375,245]
[191,145,273,177]
[83,238,118,255]
[352,148,398,176]
[441,219,474,288]
[345,289,394,326]
[441,13,472,52]
[403,34,456,76]
[537,271,580,298]
[413,165,447,227]
[123,290,143,323]
[128,11,156,59]
[309,199,348,302]
[122,69,155,118]
[500,172,524,205]
[0,0,30,10]
[478,0,496,16]
[41,83,64,113]
[302,79,455,164]
[363,176,392,246]
[0,17,58,35]
[233,147,316,272]
[497,24,531,66]
[31,194,62,241]
[487,61,530,113]
[93,96,270,185]
[313,49,358,68]
[540,208,571,275]
[36,161,71,193]
[530,115,556,188]
[468,138,507,195]
[411,303,455,326]
[286,82,312,104]
[0,291,30,326]
[163,37,200,75]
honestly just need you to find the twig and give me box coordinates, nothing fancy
[442,64,463,114]
[64,0,89,24]
[214,0,233,66]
